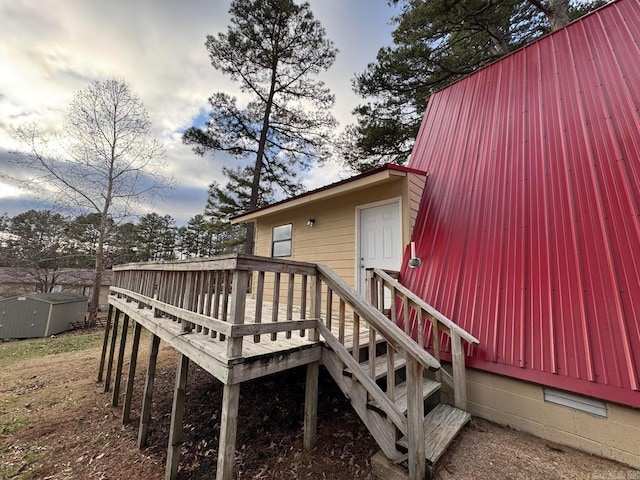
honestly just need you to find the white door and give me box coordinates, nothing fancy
[358,201,402,295]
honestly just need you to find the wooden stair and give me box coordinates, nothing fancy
[367,376,440,416]
[344,352,407,380]
[397,403,471,466]
[316,264,479,479]
[323,346,470,478]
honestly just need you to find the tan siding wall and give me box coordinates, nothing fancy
[252,180,409,307]
[458,369,640,469]
[255,180,406,288]
[407,172,426,238]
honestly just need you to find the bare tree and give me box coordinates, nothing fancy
[7,79,171,326]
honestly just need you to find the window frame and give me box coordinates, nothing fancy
[271,223,293,258]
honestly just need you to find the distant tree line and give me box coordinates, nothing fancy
[0,208,244,291]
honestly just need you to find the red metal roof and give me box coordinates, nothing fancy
[400,0,640,408]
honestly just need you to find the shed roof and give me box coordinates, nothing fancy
[2,293,88,304]
[400,0,640,407]
[232,163,426,223]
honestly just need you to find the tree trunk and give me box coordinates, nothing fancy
[87,213,108,327]
[546,0,571,30]
[88,257,103,327]
[245,53,279,255]
[244,222,256,255]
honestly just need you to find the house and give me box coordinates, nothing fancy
[232,163,426,295]
[396,0,640,469]
[0,267,113,310]
[235,0,640,470]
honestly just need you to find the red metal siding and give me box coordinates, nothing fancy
[401,0,640,407]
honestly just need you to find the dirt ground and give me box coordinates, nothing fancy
[0,328,638,480]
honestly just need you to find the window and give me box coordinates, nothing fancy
[52,285,63,293]
[83,286,91,296]
[272,224,292,257]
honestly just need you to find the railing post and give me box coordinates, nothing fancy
[97,303,114,382]
[138,333,161,449]
[182,272,194,332]
[227,269,248,358]
[407,358,425,480]
[270,272,281,341]
[366,268,376,307]
[451,332,467,410]
[309,274,321,342]
[431,317,442,384]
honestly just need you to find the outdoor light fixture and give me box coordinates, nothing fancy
[408,241,422,268]
[307,218,315,227]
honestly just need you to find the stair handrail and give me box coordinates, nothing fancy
[316,322,409,434]
[372,269,479,345]
[317,264,432,479]
[370,268,479,411]
[316,264,441,371]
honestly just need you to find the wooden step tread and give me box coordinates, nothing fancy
[396,404,470,466]
[368,378,440,415]
[343,353,407,380]
[342,329,385,352]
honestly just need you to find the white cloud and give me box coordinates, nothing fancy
[0,183,25,199]
[0,0,398,224]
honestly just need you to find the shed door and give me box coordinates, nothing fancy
[357,200,402,295]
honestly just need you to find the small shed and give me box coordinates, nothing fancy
[232,163,427,295]
[0,293,87,339]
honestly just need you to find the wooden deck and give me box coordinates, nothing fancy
[109,292,373,385]
[98,255,478,480]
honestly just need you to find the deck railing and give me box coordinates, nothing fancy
[109,254,476,480]
[366,268,480,410]
[111,255,321,359]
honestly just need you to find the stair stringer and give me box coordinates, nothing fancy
[321,346,404,461]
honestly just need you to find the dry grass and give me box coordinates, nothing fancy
[0,329,637,479]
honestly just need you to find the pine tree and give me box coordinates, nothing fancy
[184,0,337,253]
[343,0,608,172]
[202,166,275,254]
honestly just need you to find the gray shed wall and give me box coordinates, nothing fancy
[45,300,86,336]
[0,295,87,339]
[0,297,47,338]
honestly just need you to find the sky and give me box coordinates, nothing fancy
[0,0,401,226]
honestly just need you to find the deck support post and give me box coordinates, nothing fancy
[112,313,130,407]
[216,383,240,480]
[165,353,189,480]
[451,332,467,410]
[407,359,426,480]
[97,303,114,382]
[104,309,121,392]
[138,333,161,449]
[122,322,142,423]
[304,361,319,450]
